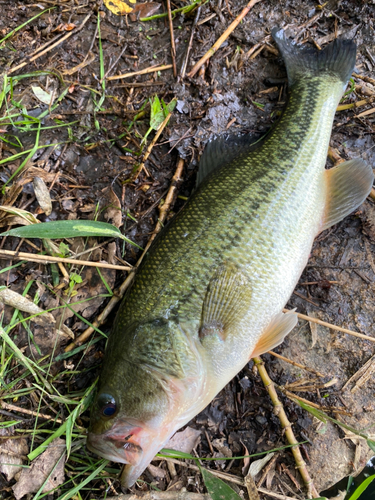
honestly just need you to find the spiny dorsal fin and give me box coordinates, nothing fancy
[321,158,374,231]
[251,310,298,358]
[197,132,264,187]
[199,264,251,342]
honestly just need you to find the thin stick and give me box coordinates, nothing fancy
[133,111,173,180]
[0,249,132,271]
[253,356,319,499]
[187,0,262,78]
[268,350,325,378]
[103,44,128,82]
[64,159,184,352]
[166,0,177,78]
[285,309,375,344]
[180,6,201,77]
[1,401,63,424]
[107,64,173,81]
[155,458,302,500]
[336,97,374,111]
[8,13,92,75]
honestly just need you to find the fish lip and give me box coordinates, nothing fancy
[87,427,144,466]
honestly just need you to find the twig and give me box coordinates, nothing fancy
[279,387,352,415]
[180,6,201,77]
[158,457,243,486]
[1,401,63,424]
[0,249,132,271]
[133,112,173,180]
[285,309,375,344]
[64,159,184,352]
[166,0,177,78]
[253,356,319,499]
[336,97,374,111]
[103,44,128,82]
[187,0,262,78]
[268,351,325,378]
[8,13,92,75]
[292,290,320,308]
[353,72,375,86]
[107,64,173,81]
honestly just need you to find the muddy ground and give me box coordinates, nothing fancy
[0,0,374,499]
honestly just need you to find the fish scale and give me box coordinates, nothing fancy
[87,29,374,489]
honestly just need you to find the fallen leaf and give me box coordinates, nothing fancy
[129,2,161,21]
[53,23,76,32]
[104,0,136,15]
[0,428,29,481]
[101,187,122,228]
[248,452,275,478]
[166,426,201,454]
[0,288,56,326]
[12,438,66,499]
[31,86,55,106]
[33,177,52,216]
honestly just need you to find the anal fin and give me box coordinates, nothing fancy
[321,158,374,231]
[251,310,297,357]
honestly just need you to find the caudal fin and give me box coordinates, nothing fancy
[272,27,356,87]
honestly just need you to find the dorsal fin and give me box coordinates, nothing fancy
[196,132,264,187]
[321,158,374,231]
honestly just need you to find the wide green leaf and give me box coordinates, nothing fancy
[0,220,142,248]
[0,220,121,239]
[200,468,242,500]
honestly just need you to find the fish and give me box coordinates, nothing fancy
[87,28,374,488]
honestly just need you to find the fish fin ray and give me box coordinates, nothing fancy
[321,158,374,231]
[199,264,251,342]
[251,310,298,357]
[197,133,264,187]
[272,28,356,86]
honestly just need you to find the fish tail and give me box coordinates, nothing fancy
[272,28,356,86]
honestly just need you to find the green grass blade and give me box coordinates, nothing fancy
[57,460,108,500]
[0,325,43,381]
[0,8,55,45]
[347,475,375,500]
[1,121,41,191]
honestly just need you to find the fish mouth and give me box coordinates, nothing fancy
[87,427,144,466]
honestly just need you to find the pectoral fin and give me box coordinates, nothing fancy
[251,310,297,357]
[199,264,251,342]
[321,158,374,231]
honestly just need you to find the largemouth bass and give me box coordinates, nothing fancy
[87,28,374,487]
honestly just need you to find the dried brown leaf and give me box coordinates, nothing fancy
[165,426,201,454]
[0,428,29,481]
[33,177,52,216]
[0,288,56,326]
[12,438,66,499]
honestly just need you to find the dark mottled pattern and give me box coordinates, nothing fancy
[113,79,319,329]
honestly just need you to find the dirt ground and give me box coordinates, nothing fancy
[0,0,374,499]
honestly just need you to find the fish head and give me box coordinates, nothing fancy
[87,374,173,487]
[87,318,205,488]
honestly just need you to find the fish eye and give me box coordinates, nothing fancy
[97,393,117,417]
